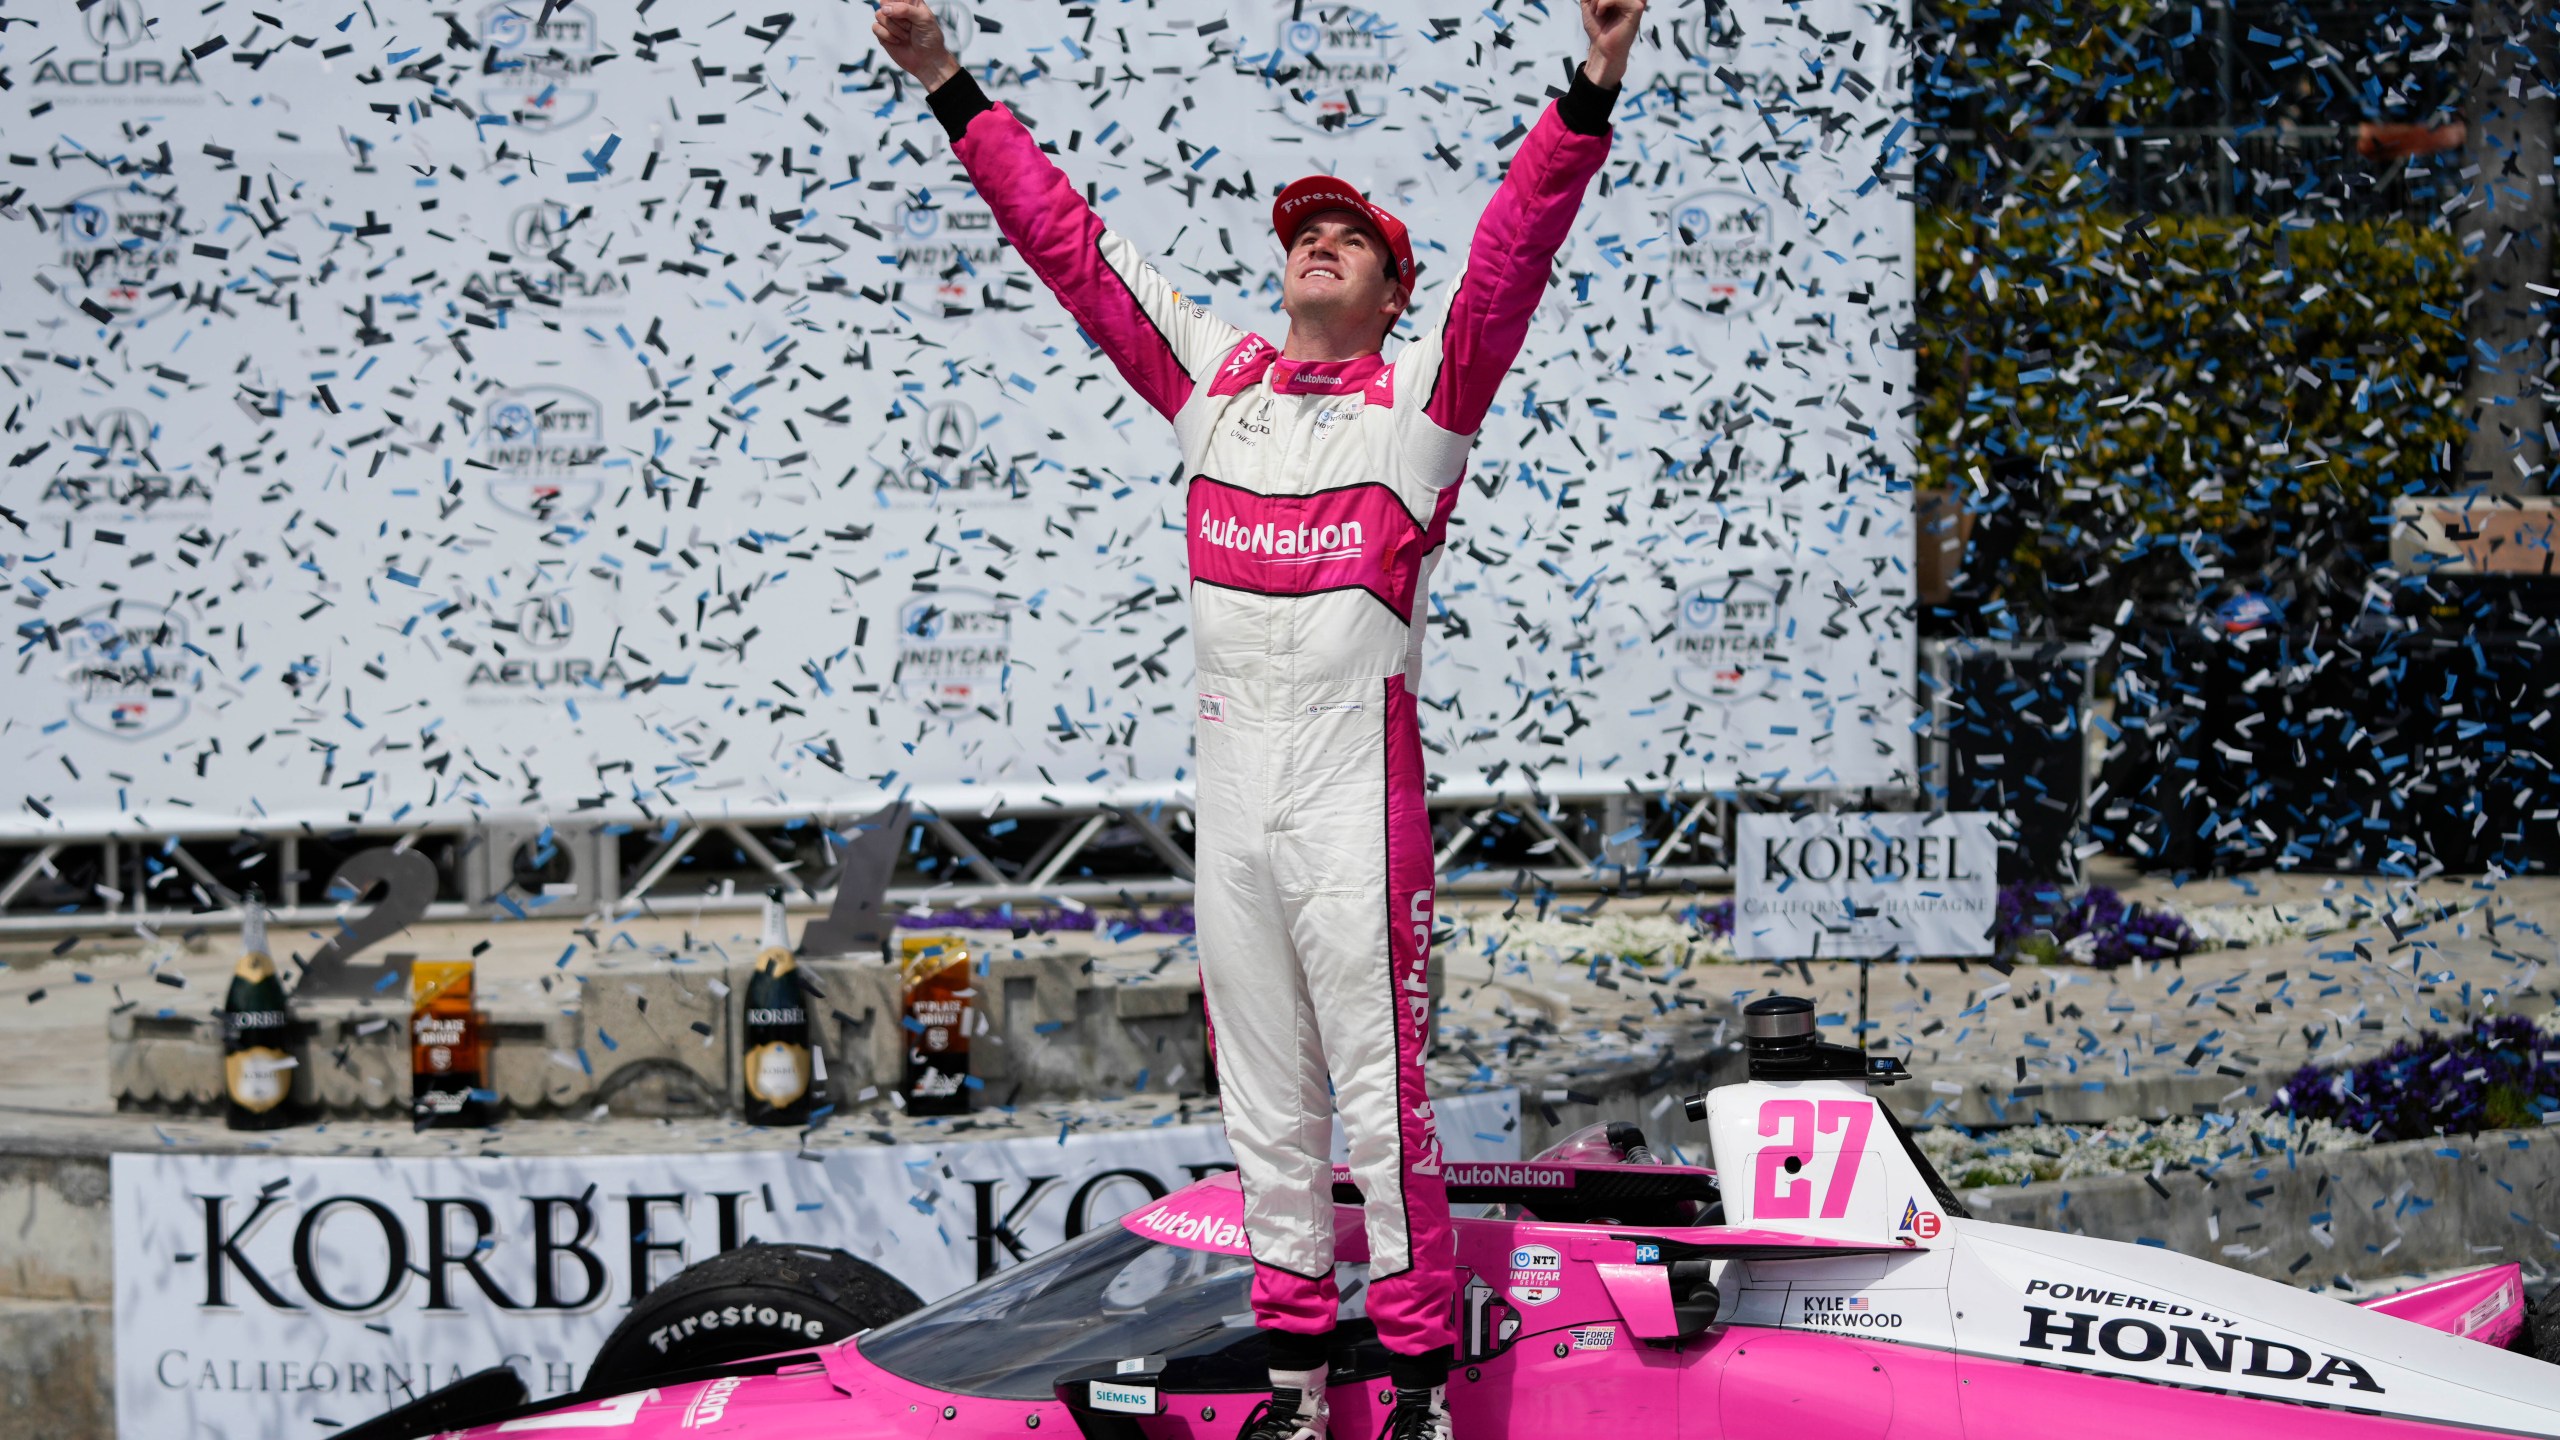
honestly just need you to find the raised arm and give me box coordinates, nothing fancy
[876,0,1244,422]
[1409,0,1643,440]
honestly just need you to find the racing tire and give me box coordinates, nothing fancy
[584,1244,924,1393]
[2527,1281,2560,1365]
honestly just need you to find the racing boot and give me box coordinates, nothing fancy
[1379,1384,1451,1440]
[1235,1366,1329,1440]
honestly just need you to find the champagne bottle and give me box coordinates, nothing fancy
[742,885,814,1127]
[223,887,297,1129]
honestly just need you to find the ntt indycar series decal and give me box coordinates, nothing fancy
[1508,1244,1563,1307]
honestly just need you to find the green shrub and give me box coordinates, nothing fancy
[1915,209,2468,623]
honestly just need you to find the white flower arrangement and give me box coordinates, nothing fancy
[1442,909,1735,974]
[2159,889,2469,951]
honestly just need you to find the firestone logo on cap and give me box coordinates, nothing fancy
[1272,176,1416,285]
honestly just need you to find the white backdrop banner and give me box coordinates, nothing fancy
[2,0,1912,837]
[112,1089,1519,1437]
[1734,811,1998,958]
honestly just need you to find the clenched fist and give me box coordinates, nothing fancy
[1581,0,1646,88]
[873,0,961,91]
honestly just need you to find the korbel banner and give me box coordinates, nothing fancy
[113,1091,1518,1438]
[1733,811,1999,958]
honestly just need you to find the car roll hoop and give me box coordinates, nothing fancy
[1682,995,1911,1128]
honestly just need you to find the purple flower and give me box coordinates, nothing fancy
[1992,882,2196,968]
[897,904,1197,937]
[2269,1014,2560,1142]
[1683,899,1737,937]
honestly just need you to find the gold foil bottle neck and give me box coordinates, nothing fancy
[900,934,968,987]
[411,959,476,1008]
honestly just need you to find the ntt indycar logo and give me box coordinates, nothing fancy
[1197,512,1364,564]
[1132,1204,1246,1249]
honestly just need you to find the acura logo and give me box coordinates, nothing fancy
[925,401,976,457]
[512,596,573,650]
[79,407,154,456]
[509,202,573,258]
[85,0,152,50]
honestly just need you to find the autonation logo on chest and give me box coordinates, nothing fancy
[1734,812,1998,960]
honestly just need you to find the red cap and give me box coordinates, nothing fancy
[1272,176,1417,288]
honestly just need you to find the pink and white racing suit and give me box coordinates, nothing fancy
[931,71,1614,1357]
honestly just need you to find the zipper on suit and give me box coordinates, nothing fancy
[1265,386,1320,832]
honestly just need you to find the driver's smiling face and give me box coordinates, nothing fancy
[1281,211,1401,328]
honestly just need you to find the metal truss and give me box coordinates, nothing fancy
[0,789,1783,938]
[1913,120,2446,223]
[1911,0,2470,223]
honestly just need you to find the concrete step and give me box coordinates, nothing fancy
[0,1297,111,1440]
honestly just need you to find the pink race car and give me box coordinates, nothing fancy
[360,996,2560,1439]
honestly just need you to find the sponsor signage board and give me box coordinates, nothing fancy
[112,1092,1517,1437]
[1734,811,1999,959]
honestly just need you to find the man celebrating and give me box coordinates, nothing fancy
[874,4,1643,1436]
